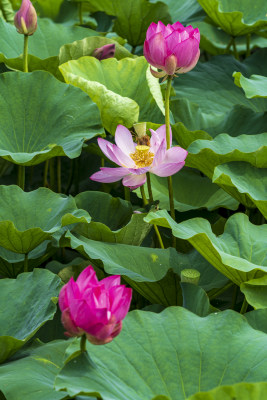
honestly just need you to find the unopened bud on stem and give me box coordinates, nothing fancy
[14,0,37,36]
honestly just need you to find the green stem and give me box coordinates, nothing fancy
[209,281,234,301]
[43,160,49,187]
[23,34,29,73]
[140,185,148,206]
[154,225,164,249]
[131,46,136,55]
[78,2,83,25]
[246,34,251,58]
[57,157,61,193]
[165,76,176,247]
[17,165,25,190]
[225,36,234,53]
[231,284,239,310]
[146,172,153,203]
[65,159,74,194]
[24,253,29,273]
[80,334,86,353]
[49,158,56,191]
[232,37,239,60]
[101,157,105,168]
[240,297,248,314]
[124,186,130,202]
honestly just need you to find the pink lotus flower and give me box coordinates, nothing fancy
[14,0,37,36]
[90,125,188,189]
[59,266,132,345]
[144,21,200,77]
[92,44,116,60]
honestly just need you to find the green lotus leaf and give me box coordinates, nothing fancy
[0,339,70,400]
[187,133,267,178]
[64,231,228,305]
[241,276,267,309]
[150,0,205,24]
[73,0,171,46]
[35,0,64,19]
[144,211,267,286]
[245,309,267,334]
[59,36,134,65]
[0,70,102,166]
[55,307,267,399]
[74,191,151,245]
[59,56,164,134]
[0,18,98,73]
[233,72,267,98]
[0,241,56,278]
[195,21,267,55]
[197,0,267,36]
[181,282,217,317]
[136,168,238,211]
[212,162,267,216]
[0,0,14,23]
[0,186,91,254]
[187,382,267,400]
[0,269,61,363]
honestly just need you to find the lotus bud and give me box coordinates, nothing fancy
[92,44,116,61]
[14,0,37,36]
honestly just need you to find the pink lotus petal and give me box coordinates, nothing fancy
[61,308,83,337]
[66,278,81,302]
[101,275,121,289]
[147,32,167,68]
[152,138,166,167]
[111,145,135,168]
[164,147,188,163]
[151,161,185,177]
[90,167,129,183]
[146,22,158,40]
[76,266,99,291]
[98,138,121,165]
[178,49,200,74]
[122,173,147,189]
[155,124,172,146]
[110,286,132,321]
[115,125,135,155]
[58,284,68,312]
[174,37,200,68]
[171,21,185,32]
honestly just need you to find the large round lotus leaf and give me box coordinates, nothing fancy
[187,382,267,400]
[234,72,267,98]
[75,191,132,230]
[0,269,61,363]
[35,0,64,19]
[0,186,91,254]
[0,340,69,400]
[149,0,206,24]
[73,0,171,46]
[75,191,153,245]
[241,276,267,309]
[59,56,165,134]
[0,71,102,165]
[187,133,267,178]
[181,282,217,317]
[0,241,55,278]
[245,309,267,334]
[197,0,267,36]
[172,52,267,119]
[136,168,238,212]
[0,18,98,73]
[194,21,267,56]
[64,231,228,305]
[212,162,267,217]
[144,211,267,286]
[55,307,267,399]
[59,36,134,65]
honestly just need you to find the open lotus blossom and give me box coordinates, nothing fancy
[14,0,37,36]
[59,265,132,345]
[144,21,200,77]
[90,125,188,189]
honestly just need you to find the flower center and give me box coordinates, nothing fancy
[130,145,154,168]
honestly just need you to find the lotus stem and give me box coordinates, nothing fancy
[124,186,130,202]
[78,2,83,25]
[208,281,234,300]
[240,297,248,314]
[142,182,164,249]
[232,37,239,60]
[57,157,61,193]
[23,34,29,73]
[80,334,86,352]
[17,165,25,190]
[140,185,148,206]
[246,34,251,58]
[165,76,176,247]
[146,172,153,203]
[231,284,239,310]
[43,160,49,187]
[225,37,234,53]
[49,158,56,191]
[24,252,29,273]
